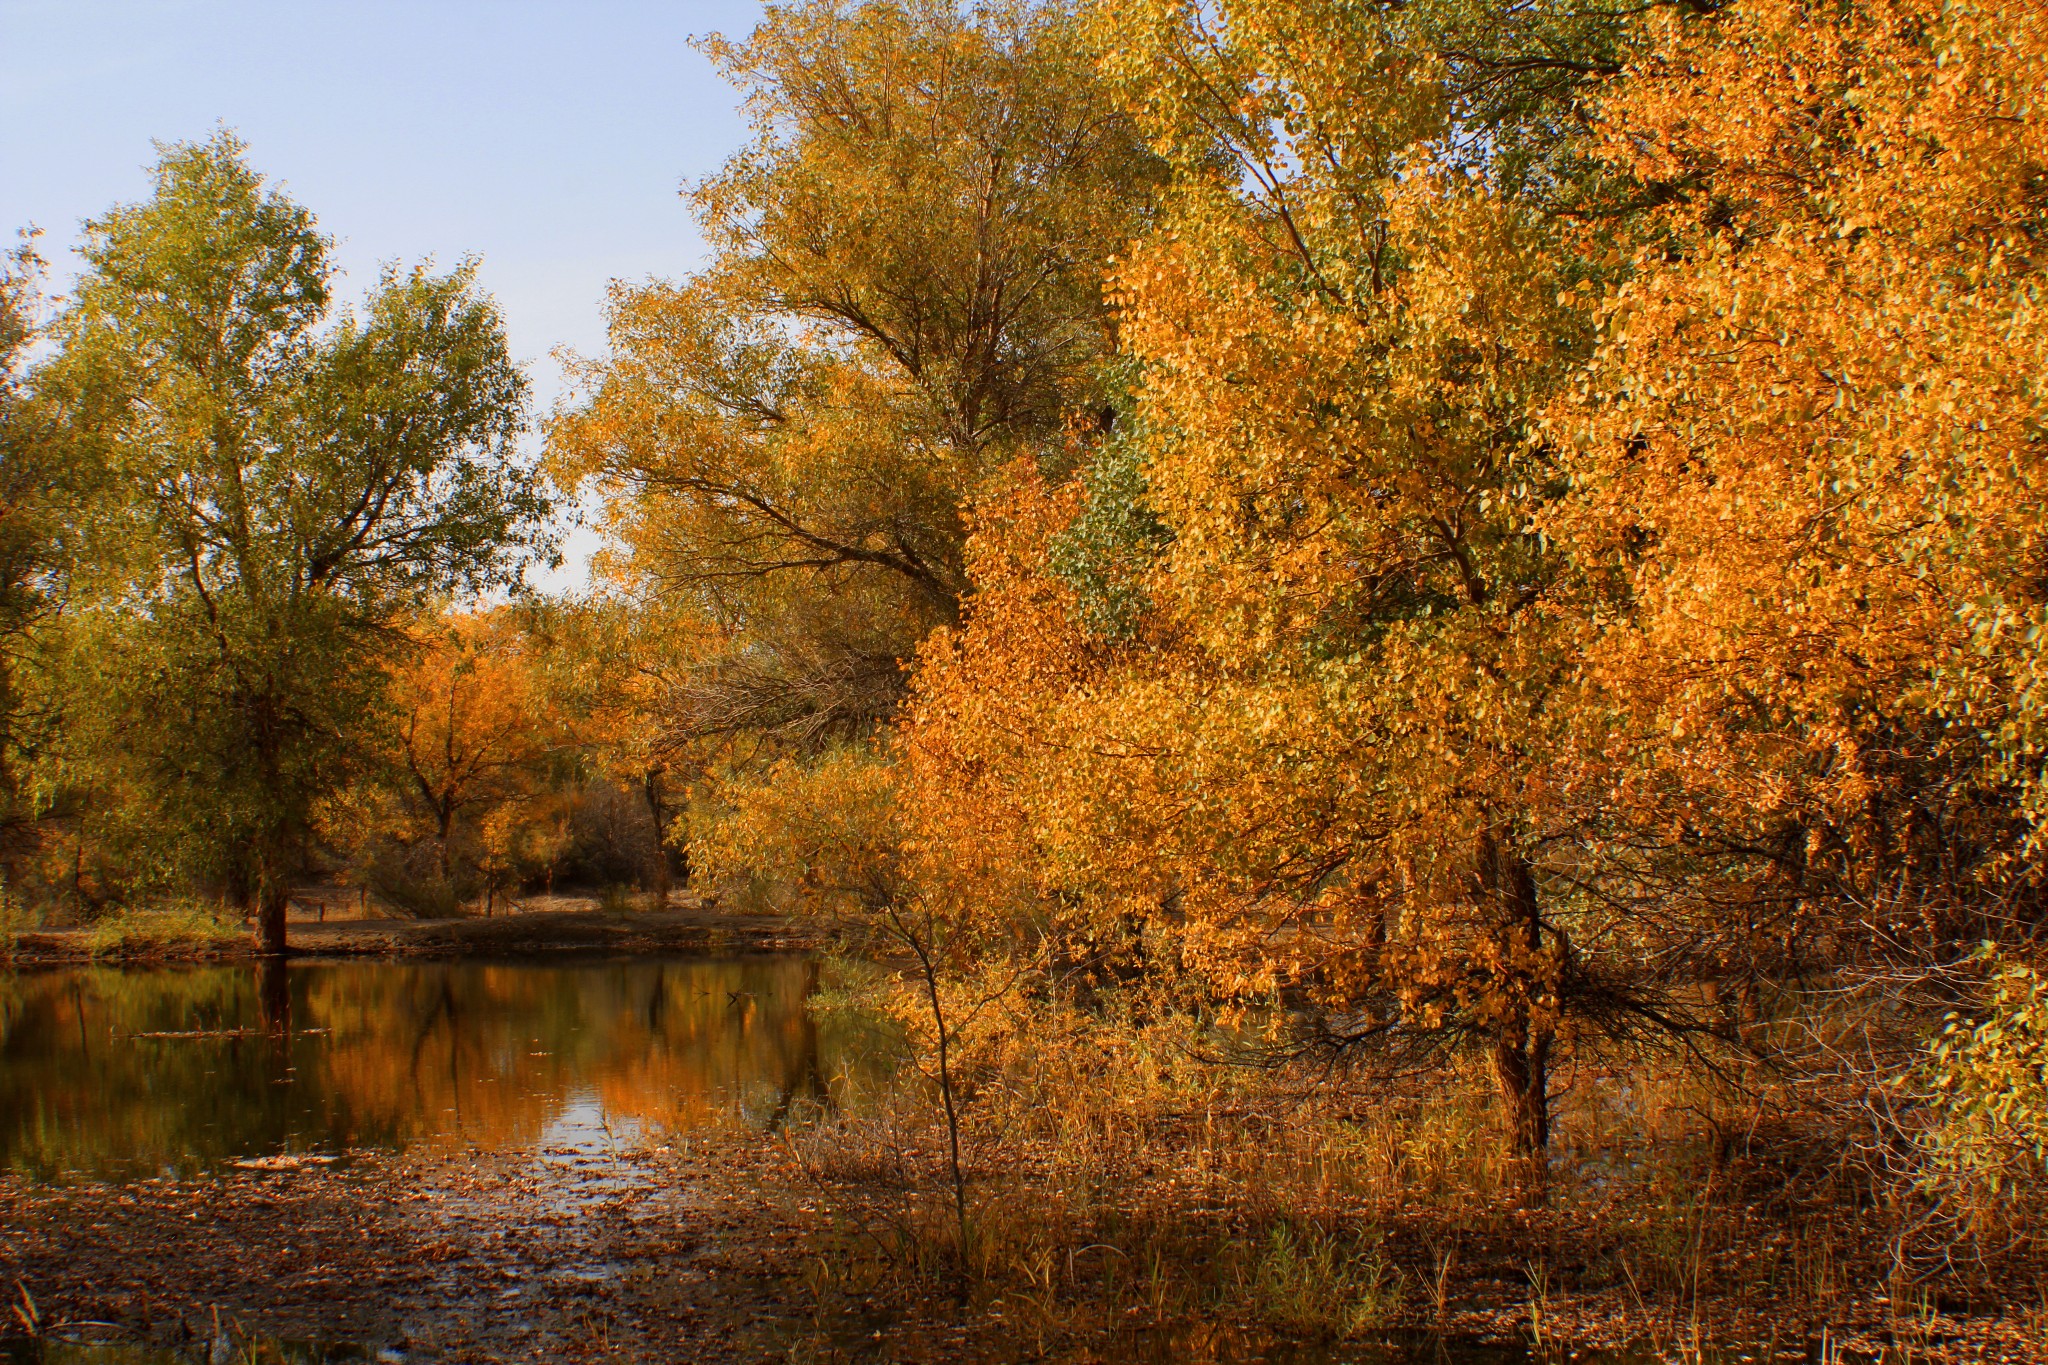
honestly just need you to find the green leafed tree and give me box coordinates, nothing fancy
[0,237,74,865]
[39,133,549,952]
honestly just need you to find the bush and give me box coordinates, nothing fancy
[354,840,472,918]
[82,901,244,955]
[1919,956,2048,1198]
[0,880,39,957]
[362,863,467,919]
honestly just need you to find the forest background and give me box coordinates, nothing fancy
[3,0,2048,1346]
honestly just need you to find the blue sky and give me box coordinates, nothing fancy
[2,0,766,397]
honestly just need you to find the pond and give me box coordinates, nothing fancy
[0,955,836,1181]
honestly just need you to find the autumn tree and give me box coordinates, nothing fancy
[549,0,1165,758]
[525,591,732,907]
[40,134,547,952]
[352,608,569,907]
[898,0,1699,1177]
[1545,0,2048,1014]
[899,0,2048,1186]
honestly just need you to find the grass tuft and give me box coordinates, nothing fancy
[83,901,245,956]
[1247,1221,1402,1338]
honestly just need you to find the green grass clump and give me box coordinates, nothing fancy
[84,901,245,956]
[1246,1221,1403,1338]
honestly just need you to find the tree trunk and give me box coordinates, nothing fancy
[255,876,289,957]
[1494,1020,1551,1158]
[650,843,672,912]
[437,805,455,881]
[643,769,673,908]
[1480,829,1551,1197]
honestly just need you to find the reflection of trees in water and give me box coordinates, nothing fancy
[765,960,826,1133]
[258,959,291,1037]
[0,956,853,1178]
[590,957,837,1131]
[303,957,833,1142]
[0,966,305,1177]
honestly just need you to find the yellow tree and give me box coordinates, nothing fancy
[548,0,1165,763]
[902,0,1686,1172]
[1547,0,2048,996]
[528,592,732,908]
[371,608,567,904]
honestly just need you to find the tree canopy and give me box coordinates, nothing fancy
[548,0,1166,747]
[33,133,548,949]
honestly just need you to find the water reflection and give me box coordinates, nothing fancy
[0,956,840,1180]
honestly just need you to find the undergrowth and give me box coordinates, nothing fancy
[764,970,2048,1360]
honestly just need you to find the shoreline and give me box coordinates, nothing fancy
[1,903,825,968]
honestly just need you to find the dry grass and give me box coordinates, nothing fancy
[763,977,2048,1362]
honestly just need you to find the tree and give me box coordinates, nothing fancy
[0,236,72,868]
[700,742,1022,1265]
[373,608,566,898]
[524,591,731,907]
[548,0,1165,754]
[1545,0,2048,1009]
[40,133,548,952]
[898,0,1690,1180]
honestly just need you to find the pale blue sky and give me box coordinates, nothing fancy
[2,0,768,394]
[2,0,770,582]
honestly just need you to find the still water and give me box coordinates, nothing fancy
[0,955,837,1181]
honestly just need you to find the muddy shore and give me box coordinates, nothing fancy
[0,1137,820,1362]
[9,1132,2045,1364]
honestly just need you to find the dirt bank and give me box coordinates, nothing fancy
[3,896,824,966]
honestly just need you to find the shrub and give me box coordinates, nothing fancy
[82,900,244,955]
[1919,957,2048,1197]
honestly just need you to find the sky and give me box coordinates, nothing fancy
[1,0,771,585]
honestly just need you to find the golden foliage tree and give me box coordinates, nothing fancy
[548,0,1165,751]
[1547,0,2048,994]
[526,592,730,906]
[898,0,1712,1174]
[897,0,2048,1178]
[368,608,569,905]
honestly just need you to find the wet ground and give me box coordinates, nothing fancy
[0,1139,810,1361]
[3,959,2038,1364]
